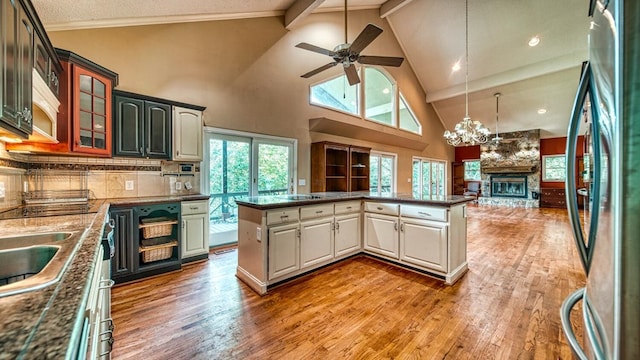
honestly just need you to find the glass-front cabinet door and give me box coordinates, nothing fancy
[72,66,112,155]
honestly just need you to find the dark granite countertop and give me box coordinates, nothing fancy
[235,192,474,210]
[0,194,209,359]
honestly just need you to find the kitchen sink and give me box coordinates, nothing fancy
[0,231,79,298]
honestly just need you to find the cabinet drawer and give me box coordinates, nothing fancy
[267,208,300,225]
[401,205,447,222]
[181,200,208,215]
[364,202,399,216]
[334,201,361,215]
[300,204,334,219]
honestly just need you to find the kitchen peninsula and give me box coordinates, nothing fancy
[236,193,473,295]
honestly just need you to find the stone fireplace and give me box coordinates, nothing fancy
[478,130,540,207]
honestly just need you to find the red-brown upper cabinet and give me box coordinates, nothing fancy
[56,49,118,156]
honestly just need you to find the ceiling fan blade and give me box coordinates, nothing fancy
[349,24,383,54]
[344,64,360,85]
[301,62,338,78]
[295,42,336,57]
[358,55,404,67]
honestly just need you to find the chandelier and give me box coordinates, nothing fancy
[443,0,490,146]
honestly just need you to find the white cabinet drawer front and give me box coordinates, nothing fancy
[266,208,300,225]
[181,200,209,215]
[334,201,361,214]
[300,204,334,219]
[401,204,447,222]
[364,202,399,216]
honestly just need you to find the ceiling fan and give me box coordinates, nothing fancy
[295,0,404,85]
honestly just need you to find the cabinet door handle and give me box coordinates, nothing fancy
[418,211,432,217]
[99,279,115,290]
[190,206,199,210]
[377,206,384,211]
[315,210,323,214]
[182,220,185,229]
[346,206,352,210]
[280,215,289,221]
[400,223,405,232]
[140,147,144,155]
[335,222,339,231]
[394,222,398,231]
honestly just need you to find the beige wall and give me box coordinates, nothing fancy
[48,9,454,193]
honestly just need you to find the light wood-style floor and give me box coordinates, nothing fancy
[110,205,586,359]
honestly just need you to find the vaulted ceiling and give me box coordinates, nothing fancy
[31,0,590,139]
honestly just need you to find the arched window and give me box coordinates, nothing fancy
[309,66,421,135]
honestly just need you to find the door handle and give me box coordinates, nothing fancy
[565,62,600,275]
[560,288,588,360]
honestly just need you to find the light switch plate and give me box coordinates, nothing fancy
[175,181,183,190]
[298,179,306,186]
[125,180,134,191]
[256,227,262,241]
[0,181,5,200]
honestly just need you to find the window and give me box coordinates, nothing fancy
[543,155,566,181]
[399,93,421,134]
[309,66,421,134]
[370,152,396,195]
[365,68,394,126]
[310,73,359,116]
[463,160,481,181]
[412,157,446,198]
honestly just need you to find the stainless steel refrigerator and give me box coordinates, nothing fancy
[561,0,640,359]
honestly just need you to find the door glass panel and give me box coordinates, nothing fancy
[93,79,105,97]
[79,74,91,93]
[95,132,105,149]
[257,143,290,195]
[80,111,91,130]
[208,137,250,225]
[422,160,431,196]
[93,97,105,115]
[79,92,92,112]
[94,115,105,131]
[370,155,380,193]
[380,156,393,194]
[80,130,93,147]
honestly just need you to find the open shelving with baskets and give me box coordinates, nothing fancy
[135,203,181,274]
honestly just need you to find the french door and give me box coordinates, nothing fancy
[413,157,446,197]
[203,128,296,246]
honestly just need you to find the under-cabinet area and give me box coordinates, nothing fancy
[236,196,469,295]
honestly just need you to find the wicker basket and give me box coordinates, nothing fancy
[139,217,178,239]
[139,239,178,263]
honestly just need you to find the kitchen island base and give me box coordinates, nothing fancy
[236,194,472,296]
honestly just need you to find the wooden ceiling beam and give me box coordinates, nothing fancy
[285,0,326,29]
[379,0,414,18]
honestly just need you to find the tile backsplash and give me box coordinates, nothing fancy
[0,142,201,211]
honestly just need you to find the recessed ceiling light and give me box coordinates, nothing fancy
[452,61,461,72]
[537,108,547,114]
[528,36,540,47]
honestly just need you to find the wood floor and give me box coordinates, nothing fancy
[110,205,586,360]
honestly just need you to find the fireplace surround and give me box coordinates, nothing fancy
[490,175,528,198]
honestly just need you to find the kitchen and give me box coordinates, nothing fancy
[1,0,638,359]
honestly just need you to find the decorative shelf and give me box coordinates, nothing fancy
[309,117,428,151]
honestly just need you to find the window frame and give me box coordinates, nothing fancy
[370,151,397,195]
[542,154,567,182]
[308,66,422,135]
[412,156,447,198]
[463,159,481,181]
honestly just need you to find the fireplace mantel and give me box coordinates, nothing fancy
[482,165,537,174]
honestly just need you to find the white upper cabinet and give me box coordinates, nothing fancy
[172,106,203,161]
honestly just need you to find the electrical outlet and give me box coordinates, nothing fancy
[256,227,262,242]
[298,179,306,186]
[175,181,183,190]
[125,180,135,191]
